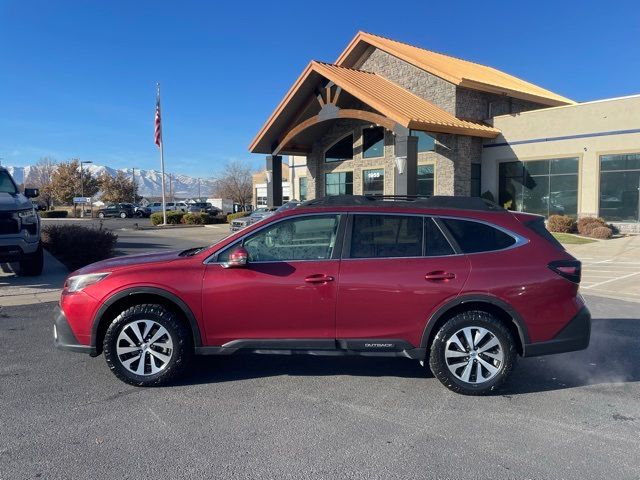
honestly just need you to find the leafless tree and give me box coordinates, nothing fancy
[28,157,57,208]
[212,160,254,206]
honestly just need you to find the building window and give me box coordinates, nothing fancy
[299,177,307,202]
[362,168,384,196]
[410,130,436,152]
[417,165,434,196]
[471,163,481,197]
[363,127,385,158]
[325,134,353,162]
[257,196,267,206]
[325,172,353,196]
[498,158,579,217]
[599,153,640,222]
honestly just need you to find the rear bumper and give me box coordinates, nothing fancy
[523,306,591,357]
[54,305,96,355]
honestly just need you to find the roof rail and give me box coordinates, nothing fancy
[300,195,504,211]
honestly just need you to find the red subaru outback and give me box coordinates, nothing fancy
[54,196,590,395]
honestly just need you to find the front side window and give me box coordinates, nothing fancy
[410,130,436,152]
[0,171,18,194]
[325,134,353,162]
[299,177,307,202]
[363,127,385,158]
[417,165,434,196]
[362,168,384,196]
[325,172,353,196]
[499,158,578,217]
[599,153,640,222]
[350,215,423,258]
[440,218,516,254]
[219,215,341,263]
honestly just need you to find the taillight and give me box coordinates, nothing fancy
[548,260,581,283]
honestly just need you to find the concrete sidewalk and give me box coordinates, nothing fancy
[0,251,67,307]
[565,235,640,303]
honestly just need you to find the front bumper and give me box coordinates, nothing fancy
[523,306,591,357]
[53,305,96,355]
[0,235,40,262]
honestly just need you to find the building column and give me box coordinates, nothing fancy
[266,155,283,207]
[394,135,418,196]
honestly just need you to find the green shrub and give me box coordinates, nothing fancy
[547,215,576,233]
[182,212,216,225]
[590,226,613,239]
[150,211,185,225]
[39,210,68,218]
[227,211,248,223]
[577,217,607,235]
[480,190,495,202]
[42,225,118,271]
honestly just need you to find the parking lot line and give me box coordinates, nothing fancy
[582,271,640,290]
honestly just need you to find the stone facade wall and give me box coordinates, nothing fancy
[359,48,457,114]
[456,87,548,121]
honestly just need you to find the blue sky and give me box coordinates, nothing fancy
[1,0,638,178]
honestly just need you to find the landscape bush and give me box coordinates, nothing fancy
[150,211,185,225]
[182,212,216,225]
[42,224,118,271]
[39,210,68,218]
[227,211,248,223]
[590,226,613,239]
[547,215,576,233]
[577,217,607,235]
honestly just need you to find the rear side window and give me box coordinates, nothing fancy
[351,215,422,258]
[526,218,564,250]
[425,218,455,256]
[440,218,516,253]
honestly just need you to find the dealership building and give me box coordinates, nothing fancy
[250,32,640,229]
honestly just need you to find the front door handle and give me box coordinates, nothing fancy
[425,271,456,281]
[305,274,335,284]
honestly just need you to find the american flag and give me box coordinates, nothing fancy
[154,92,162,147]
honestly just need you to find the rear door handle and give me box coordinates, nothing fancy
[304,274,335,284]
[425,271,456,281]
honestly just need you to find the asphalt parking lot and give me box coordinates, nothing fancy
[0,295,638,479]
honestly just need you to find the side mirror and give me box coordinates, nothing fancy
[222,246,249,268]
[24,188,40,198]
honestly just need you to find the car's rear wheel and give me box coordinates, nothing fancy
[98,212,105,219]
[119,212,127,219]
[429,311,516,395]
[103,304,192,386]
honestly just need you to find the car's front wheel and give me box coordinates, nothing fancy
[119,212,127,219]
[429,311,516,395]
[103,304,192,386]
[98,212,105,219]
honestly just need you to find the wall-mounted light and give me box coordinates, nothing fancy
[265,170,272,183]
[395,156,407,175]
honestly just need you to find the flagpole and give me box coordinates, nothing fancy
[157,82,167,225]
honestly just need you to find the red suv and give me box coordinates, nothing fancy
[54,196,590,395]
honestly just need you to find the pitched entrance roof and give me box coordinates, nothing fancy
[249,61,499,154]
[337,32,574,107]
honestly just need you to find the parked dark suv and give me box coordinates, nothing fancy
[54,196,590,395]
[97,203,134,219]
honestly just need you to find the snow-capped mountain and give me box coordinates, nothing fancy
[5,164,217,199]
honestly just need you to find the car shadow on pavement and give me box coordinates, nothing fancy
[177,317,640,395]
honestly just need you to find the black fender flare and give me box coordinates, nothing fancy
[420,294,530,349]
[90,287,203,349]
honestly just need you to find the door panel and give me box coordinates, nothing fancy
[335,256,470,346]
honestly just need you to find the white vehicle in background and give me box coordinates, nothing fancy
[175,201,188,212]
[207,198,234,216]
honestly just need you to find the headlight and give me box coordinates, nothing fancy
[64,273,110,292]
[17,208,38,223]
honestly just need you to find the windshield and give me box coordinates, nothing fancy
[0,170,18,195]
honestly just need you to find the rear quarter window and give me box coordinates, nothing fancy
[440,218,516,254]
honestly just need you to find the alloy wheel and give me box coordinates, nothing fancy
[116,320,174,376]
[444,326,504,384]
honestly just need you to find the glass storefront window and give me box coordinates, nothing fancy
[499,158,578,217]
[299,177,307,202]
[599,153,640,222]
[410,130,436,152]
[417,165,434,196]
[325,134,353,162]
[363,127,385,158]
[325,172,353,196]
[362,168,384,196]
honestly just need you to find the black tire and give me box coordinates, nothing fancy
[103,304,192,387]
[19,243,44,276]
[429,311,516,396]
